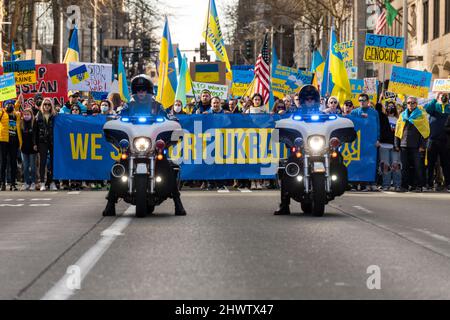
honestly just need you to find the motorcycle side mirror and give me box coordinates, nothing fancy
[294,137,304,148]
[119,139,130,150]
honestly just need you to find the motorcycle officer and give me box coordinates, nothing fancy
[102,74,187,216]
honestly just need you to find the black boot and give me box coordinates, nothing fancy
[174,197,186,215]
[274,195,291,215]
[1,183,6,191]
[102,200,116,216]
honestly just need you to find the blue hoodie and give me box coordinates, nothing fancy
[350,106,380,140]
[424,99,450,140]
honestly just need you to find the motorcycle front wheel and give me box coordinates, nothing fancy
[311,173,326,217]
[135,175,148,218]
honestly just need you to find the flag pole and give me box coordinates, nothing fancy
[205,0,211,45]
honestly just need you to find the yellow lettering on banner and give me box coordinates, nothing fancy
[246,129,258,164]
[15,70,37,85]
[235,129,247,164]
[110,145,120,161]
[202,132,211,160]
[363,46,403,65]
[259,129,270,164]
[70,133,89,160]
[215,129,225,164]
[91,134,103,160]
[224,129,235,164]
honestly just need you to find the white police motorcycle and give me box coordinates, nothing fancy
[102,75,186,218]
[274,85,356,216]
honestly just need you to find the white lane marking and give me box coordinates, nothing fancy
[2,199,13,202]
[41,206,134,300]
[352,206,373,214]
[238,188,252,193]
[67,191,80,195]
[217,188,230,193]
[413,228,450,244]
[16,199,25,201]
[31,199,52,201]
[29,204,51,207]
[0,204,24,207]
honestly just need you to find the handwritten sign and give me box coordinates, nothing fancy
[272,65,313,97]
[68,62,112,92]
[335,40,354,69]
[363,34,404,65]
[2,60,37,85]
[0,73,17,101]
[389,66,432,98]
[363,77,378,94]
[192,82,228,100]
[432,79,450,92]
[231,65,254,97]
[350,79,377,106]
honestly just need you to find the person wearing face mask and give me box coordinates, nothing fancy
[423,92,450,191]
[0,100,23,191]
[20,109,38,191]
[171,100,186,115]
[33,94,44,116]
[99,100,115,115]
[34,98,58,191]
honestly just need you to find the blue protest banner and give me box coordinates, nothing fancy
[3,60,36,72]
[231,65,254,97]
[364,34,404,65]
[54,114,377,182]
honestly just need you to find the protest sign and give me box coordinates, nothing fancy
[363,34,404,65]
[432,79,450,92]
[335,40,354,69]
[272,65,313,97]
[18,63,68,108]
[231,65,254,97]
[0,73,17,101]
[2,59,37,85]
[350,79,377,106]
[389,66,432,98]
[363,77,378,94]
[68,62,112,92]
[192,81,228,100]
[347,66,358,80]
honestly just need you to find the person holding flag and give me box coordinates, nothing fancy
[395,96,430,192]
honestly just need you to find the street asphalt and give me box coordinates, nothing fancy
[0,188,449,300]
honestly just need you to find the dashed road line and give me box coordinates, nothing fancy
[352,206,373,214]
[29,204,51,207]
[67,191,81,195]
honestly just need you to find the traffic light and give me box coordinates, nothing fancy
[200,42,207,61]
[244,40,253,59]
[142,39,151,58]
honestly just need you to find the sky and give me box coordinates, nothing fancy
[159,0,237,62]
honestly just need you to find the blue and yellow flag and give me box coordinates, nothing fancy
[118,48,131,103]
[321,28,351,101]
[175,55,193,106]
[310,50,324,90]
[69,64,89,84]
[395,107,430,139]
[10,41,21,61]
[156,18,178,108]
[63,26,80,64]
[202,0,232,81]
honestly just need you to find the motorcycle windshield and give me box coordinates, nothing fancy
[125,94,160,117]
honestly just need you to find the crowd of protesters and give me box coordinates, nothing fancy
[0,87,449,192]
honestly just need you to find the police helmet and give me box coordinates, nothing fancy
[297,85,320,105]
[131,74,154,95]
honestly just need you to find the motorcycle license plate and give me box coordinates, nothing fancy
[312,162,325,173]
[136,163,147,174]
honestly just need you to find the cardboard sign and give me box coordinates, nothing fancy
[389,66,432,98]
[272,65,313,97]
[432,79,450,92]
[363,34,404,65]
[190,62,226,85]
[0,73,17,102]
[2,60,37,85]
[363,77,378,94]
[335,40,354,69]
[192,82,228,100]
[18,63,68,108]
[350,79,377,106]
[68,62,112,92]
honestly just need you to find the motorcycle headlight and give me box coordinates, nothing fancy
[134,137,151,152]
[308,135,325,152]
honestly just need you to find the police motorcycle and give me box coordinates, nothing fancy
[274,85,356,216]
[102,75,186,218]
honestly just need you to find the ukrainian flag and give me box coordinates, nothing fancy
[118,48,131,102]
[195,63,219,83]
[69,64,89,84]
[11,41,21,61]
[156,18,178,108]
[63,26,80,64]
[175,55,193,106]
[395,107,430,140]
[310,50,324,90]
[203,0,232,81]
[321,28,351,101]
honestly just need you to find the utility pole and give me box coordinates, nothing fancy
[31,1,37,59]
[93,0,98,62]
[402,0,408,67]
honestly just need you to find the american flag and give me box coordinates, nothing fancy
[375,9,387,34]
[253,33,270,105]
